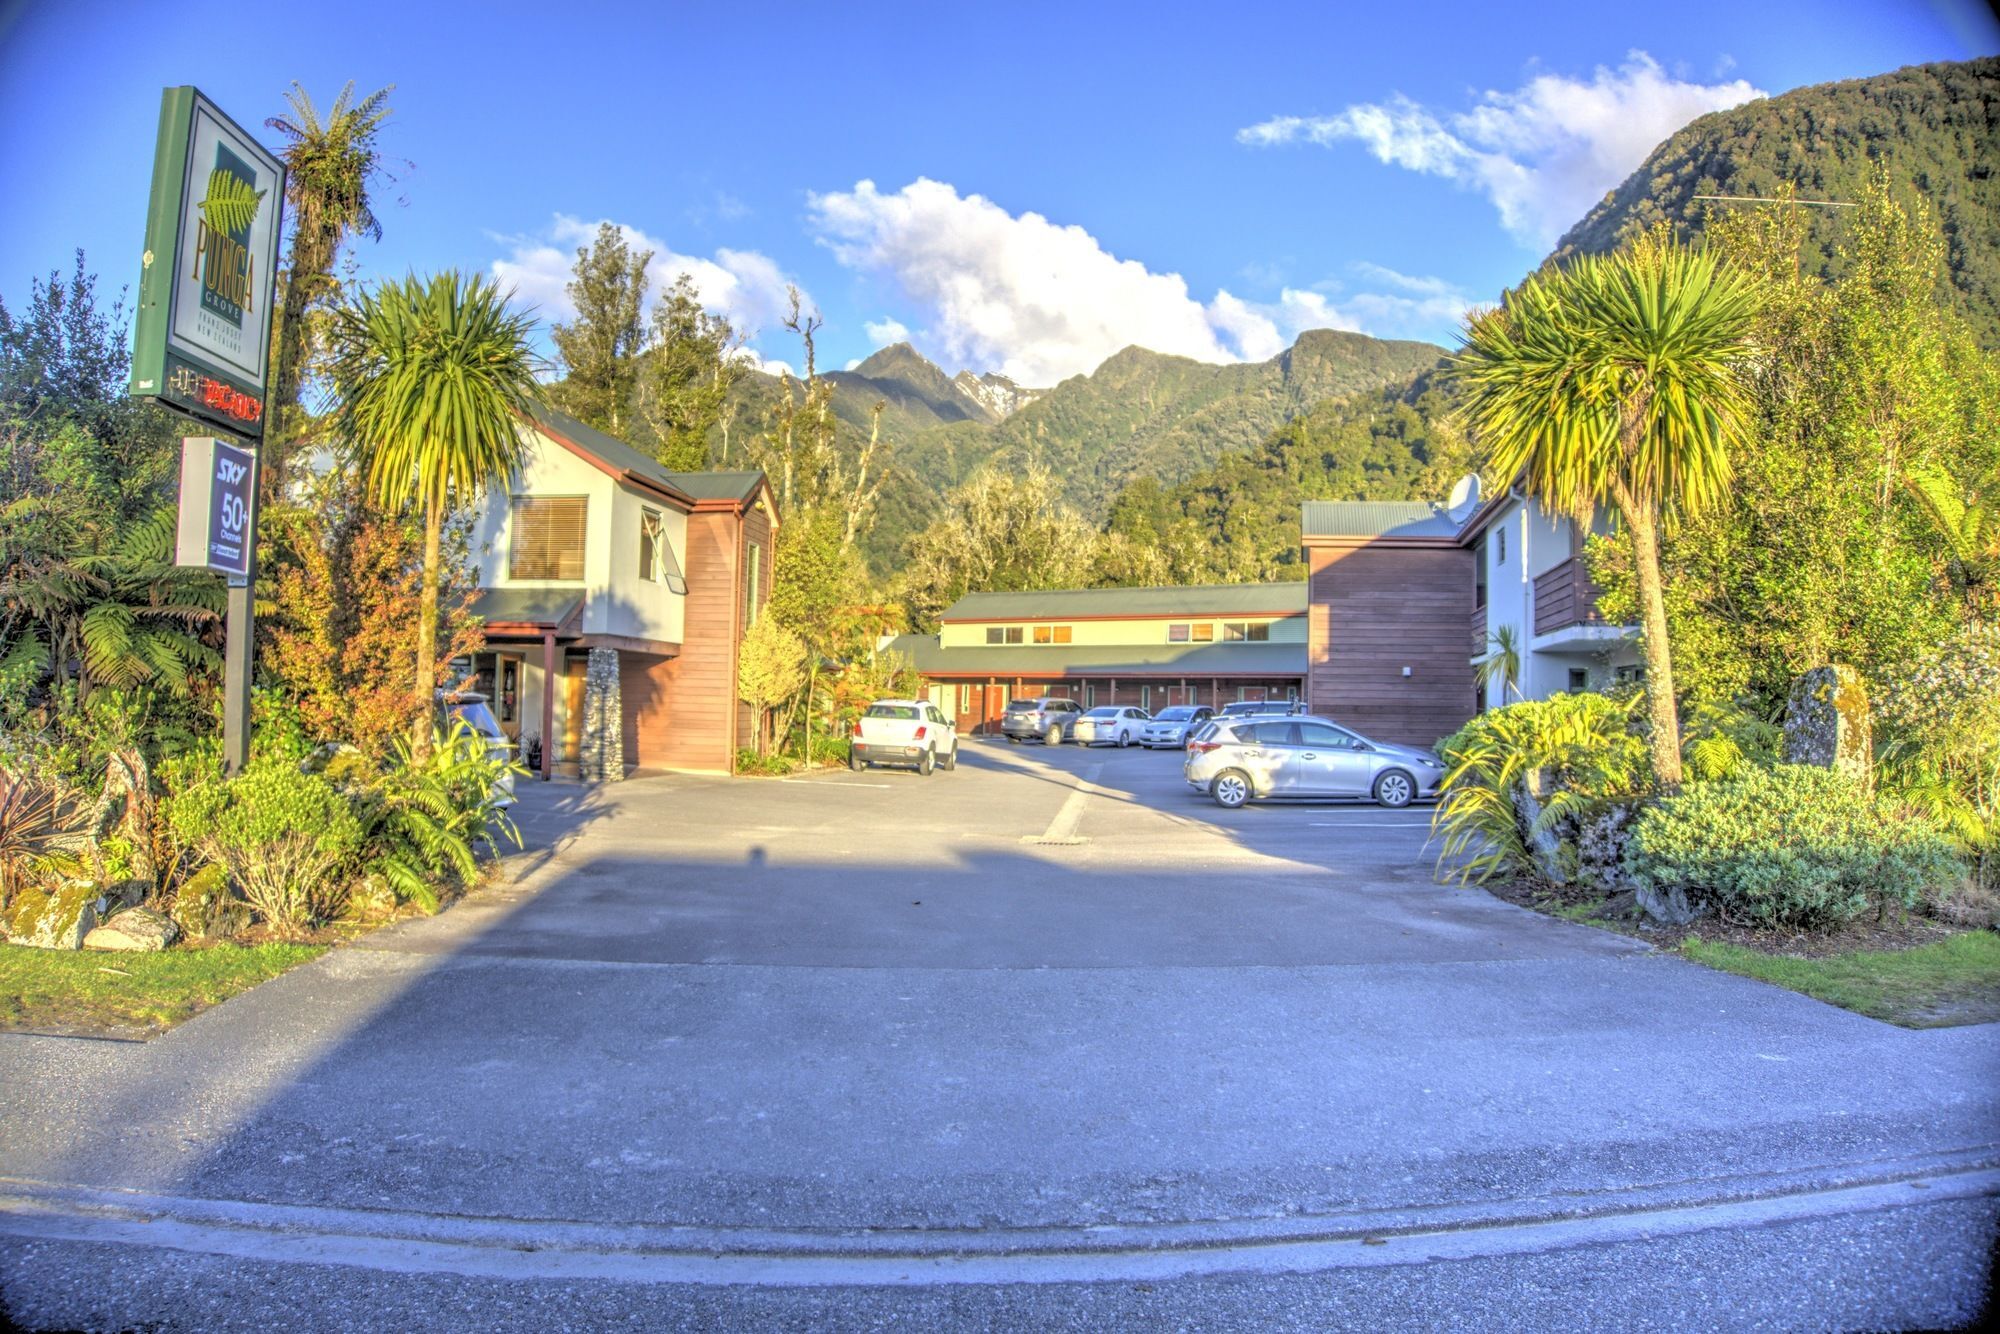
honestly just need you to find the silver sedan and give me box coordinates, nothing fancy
[1139,705,1214,748]
[1182,716,1445,809]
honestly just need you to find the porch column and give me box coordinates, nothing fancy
[579,646,624,784]
[540,631,557,782]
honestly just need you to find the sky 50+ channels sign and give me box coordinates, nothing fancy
[130,87,286,441]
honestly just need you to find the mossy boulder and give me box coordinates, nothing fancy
[168,864,249,942]
[7,880,105,950]
[84,906,179,952]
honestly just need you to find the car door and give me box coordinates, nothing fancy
[927,705,955,755]
[1249,720,1304,792]
[1291,721,1375,796]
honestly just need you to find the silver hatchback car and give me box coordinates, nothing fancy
[1182,716,1446,809]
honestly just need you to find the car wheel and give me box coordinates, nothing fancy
[942,744,957,771]
[848,752,864,772]
[1008,736,1021,744]
[1211,769,1251,809]
[1374,769,1415,809]
[1044,725,1061,746]
[1117,729,1131,748]
[919,747,936,776]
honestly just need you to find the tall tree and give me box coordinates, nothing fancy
[898,465,1100,630]
[265,82,395,484]
[330,273,540,760]
[548,223,651,434]
[1452,238,1761,787]
[636,273,742,471]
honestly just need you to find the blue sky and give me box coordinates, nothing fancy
[2,0,1994,386]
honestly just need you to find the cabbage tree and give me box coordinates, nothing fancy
[330,272,539,759]
[1452,240,1761,787]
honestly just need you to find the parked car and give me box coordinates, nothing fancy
[438,691,517,806]
[852,699,958,775]
[1071,706,1150,747]
[1217,699,1308,719]
[1002,696,1084,745]
[1183,715,1445,809]
[1139,705,1214,749]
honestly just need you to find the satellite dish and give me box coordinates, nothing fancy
[1445,473,1482,524]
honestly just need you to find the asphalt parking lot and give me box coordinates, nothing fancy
[4,735,1996,1330]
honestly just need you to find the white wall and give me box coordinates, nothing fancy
[1474,494,1634,709]
[469,424,688,647]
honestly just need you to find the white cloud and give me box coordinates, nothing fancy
[863,317,911,346]
[808,178,1292,384]
[490,214,801,338]
[1239,53,1764,246]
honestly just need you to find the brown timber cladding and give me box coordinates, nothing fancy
[1308,544,1475,746]
[631,510,744,772]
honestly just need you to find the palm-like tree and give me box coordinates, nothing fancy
[1452,239,1761,787]
[330,273,540,760]
[1474,623,1524,705]
[266,82,395,477]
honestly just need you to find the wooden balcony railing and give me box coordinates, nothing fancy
[1533,554,1607,636]
[1470,604,1489,656]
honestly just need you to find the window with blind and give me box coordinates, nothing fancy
[509,496,587,581]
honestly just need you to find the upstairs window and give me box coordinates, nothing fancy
[745,542,762,625]
[638,507,687,594]
[509,496,587,581]
[1222,622,1271,642]
[984,626,1024,644]
[1031,625,1073,644]
[1190,623,1215,642]
[1168,623,1191,643]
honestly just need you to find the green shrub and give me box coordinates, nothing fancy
[1625,765,1965,929]
[165,761,363,936]
[355,722,521,912]
[734,748,797,776]
[1432,692,1649,885]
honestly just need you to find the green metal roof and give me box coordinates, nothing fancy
[1301,500,1459,540]
[665,470,765,503]
[939,581,1307,623]
[528,405,768,508]
[883,635,1305,679]
[470,587,584,628]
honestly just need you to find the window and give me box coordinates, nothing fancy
[984,625,1023,644]
[1053,625,1071,643]
[1496,528,1508,566]
[744,542,762,625]
[637,508,688,593]
[1568,667,1590,693]
[1298,722,1349,749]
[1252,721,1300,746]
[1223,622,1271,642]
[509,496,587,581]
[1167,623,1191,643]
[1191,623,1214,642]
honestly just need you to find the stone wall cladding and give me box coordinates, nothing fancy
[580,647,625,783]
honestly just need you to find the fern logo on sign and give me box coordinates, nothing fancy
[131,88,287,441]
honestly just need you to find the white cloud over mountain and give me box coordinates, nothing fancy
[1239,53,1764,246]
[808,178,1450,384]
[490,214,801,339]
[863,317,911,346]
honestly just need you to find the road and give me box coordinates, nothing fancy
[3,737,1996,1329]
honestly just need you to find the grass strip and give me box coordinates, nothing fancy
[1680,931,2000,1028]
[0,941,326,1038]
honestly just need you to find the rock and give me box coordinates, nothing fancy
[169,863,249,941]
[6,880,103,950]
[1782,664,1872,782]
[83,906,179,951]
[1634,879,1704,928]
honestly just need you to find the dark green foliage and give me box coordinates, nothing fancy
[547,223,650,436]
[1101,367,1472,583]
[1625,766,1965,929]
[355,720,522,912]
[164,759,363,934]
[1550,57,2000,347]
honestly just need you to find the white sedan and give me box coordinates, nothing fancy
[1070,706,1149,747]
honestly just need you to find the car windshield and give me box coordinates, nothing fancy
[1083,707,1118,718]
[448,700,503,740]
[867,704,922,719]
[1154,707,1196,721]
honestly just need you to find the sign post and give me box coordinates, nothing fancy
[131,87,285,775]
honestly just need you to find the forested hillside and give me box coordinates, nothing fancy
[1549,56,2000,345]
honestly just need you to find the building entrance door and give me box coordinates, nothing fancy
[560,656,587,763]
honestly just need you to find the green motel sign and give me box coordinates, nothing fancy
[130,87,286,441]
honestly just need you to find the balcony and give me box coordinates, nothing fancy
[1470,604,1489,657]
[1532,555,1606,636]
